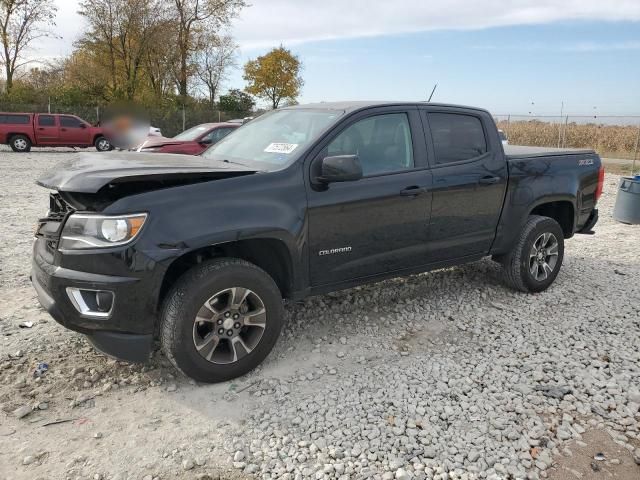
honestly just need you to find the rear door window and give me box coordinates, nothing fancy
[428,113,487,165]
[38,115,55,126]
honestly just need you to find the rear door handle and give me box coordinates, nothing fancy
[479,176,500,185]
[400,186,428,196]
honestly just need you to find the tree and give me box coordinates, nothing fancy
[243,46,303,109]
[218,88,254,112]
[194,33,236,107]
[78,0,168,101]
[0,0,57,93]
[171,0,245,101]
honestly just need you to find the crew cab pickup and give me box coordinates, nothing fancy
[32,102,602,382]
[0,112,112,152]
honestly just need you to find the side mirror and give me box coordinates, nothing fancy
[314,155,363,184]
[80,124,87,129]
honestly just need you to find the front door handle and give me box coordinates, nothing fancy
[479,176,500,185]
[400,186,427,196]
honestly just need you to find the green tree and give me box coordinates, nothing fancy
[218,88,254,112]
[243,46,303,109]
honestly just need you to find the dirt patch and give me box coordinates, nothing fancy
[548,429,640,480]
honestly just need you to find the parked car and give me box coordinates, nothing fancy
[498,129,509,145]
[149,126,162,136]
[32,101,602,382]
[136,122,239,155]
[0,113,112,152]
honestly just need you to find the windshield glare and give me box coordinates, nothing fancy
[174,125,210,141]
[203,109,344,170]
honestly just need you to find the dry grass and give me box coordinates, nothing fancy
[496,120,640,160]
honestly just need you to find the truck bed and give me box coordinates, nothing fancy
[504,145,595,159]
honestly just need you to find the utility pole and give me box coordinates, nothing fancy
[557,101,564,148]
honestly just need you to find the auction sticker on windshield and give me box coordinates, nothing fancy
[264,143,298,154]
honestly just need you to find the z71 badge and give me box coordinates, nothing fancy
[578,158,594,166]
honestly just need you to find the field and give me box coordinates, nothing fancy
[496,119,640,161]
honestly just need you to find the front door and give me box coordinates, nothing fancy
[307,108,432,286]
[58,116,91,145]
[420,108,507,261]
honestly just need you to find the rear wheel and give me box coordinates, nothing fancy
[10,135,31,152]
[94,136,112,152]
[501,215,565,293]
[160,258,284,383]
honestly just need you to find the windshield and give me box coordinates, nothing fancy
[173,124,211,141]
[203,109,344,170]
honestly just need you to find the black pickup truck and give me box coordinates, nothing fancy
[32,102,603,382]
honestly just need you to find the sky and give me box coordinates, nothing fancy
[33,0,640,116]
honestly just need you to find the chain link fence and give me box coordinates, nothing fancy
[493,115,640,161]
[0,102,253,137]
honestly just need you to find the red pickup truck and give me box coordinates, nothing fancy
[0,113,112,152]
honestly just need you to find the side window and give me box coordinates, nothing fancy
[3,114,30,125]
[60,116,83,128]
[428,113,487,165]
[203,128,234,144]
[38,115,55,126]
[327,113,413,176]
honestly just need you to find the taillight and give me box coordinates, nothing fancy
[595,165,604,201]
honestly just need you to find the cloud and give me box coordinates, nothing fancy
[33,0,640,60]
[473,41,640,52]
[232,0,640,49]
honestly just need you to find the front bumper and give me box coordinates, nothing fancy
[31,239,165,363]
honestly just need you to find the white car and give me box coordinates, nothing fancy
[149,126,162,136]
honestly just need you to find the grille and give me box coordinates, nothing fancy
[36,193,75,250]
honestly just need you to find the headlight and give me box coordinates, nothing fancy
[59,213,147,250]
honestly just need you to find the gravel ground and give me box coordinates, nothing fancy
[0,148,639,480]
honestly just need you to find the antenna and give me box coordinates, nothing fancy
[427,83,438,102]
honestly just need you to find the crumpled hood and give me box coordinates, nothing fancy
[37,151,256,193]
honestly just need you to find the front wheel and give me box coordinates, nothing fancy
[501,215,565,293]
[10,135,31,152]
[94,136,112,152]
[160,258,284,383]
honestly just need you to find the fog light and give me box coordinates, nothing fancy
[66,288,114,318]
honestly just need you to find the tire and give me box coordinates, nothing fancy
[94,136,112,152]
[9,135,31,152]
[501,215,565,293]
[160,258,284,383]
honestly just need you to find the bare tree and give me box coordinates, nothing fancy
[195,33,237,107]
[171,0,245,101]
[0,0,57,93]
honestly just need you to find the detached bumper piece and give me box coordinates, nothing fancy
[578,208,598,235]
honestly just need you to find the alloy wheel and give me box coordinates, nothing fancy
[528,232,559,281]
[192,287,267,364]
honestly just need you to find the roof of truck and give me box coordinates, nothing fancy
[284,101,490,113]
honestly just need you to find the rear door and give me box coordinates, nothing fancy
[420,107,507,261]
[306,106,433,286]
[35,114,59,144]
[58,115,91,145]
